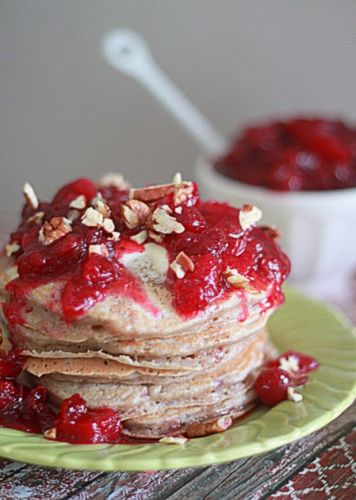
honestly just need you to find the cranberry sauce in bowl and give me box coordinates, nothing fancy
[215,117,356,192]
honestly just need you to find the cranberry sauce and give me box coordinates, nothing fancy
[0,350,56,434]
[255,351,319,406]
[2,175,290,325]
[215,117,356,191]
[0,349,126,444]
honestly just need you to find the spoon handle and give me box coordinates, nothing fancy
[102,29,226,157]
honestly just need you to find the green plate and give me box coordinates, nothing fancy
[0,288,355,471]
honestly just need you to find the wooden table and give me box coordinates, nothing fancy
[0,288,355,499]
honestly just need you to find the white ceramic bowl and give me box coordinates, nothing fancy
[195,156,356,293]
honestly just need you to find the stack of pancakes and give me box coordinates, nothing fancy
[0,175,289,439]
[0,262,273,438]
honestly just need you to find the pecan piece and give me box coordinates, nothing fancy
[130,230,148,245]
[121,200,151,229]
[159,435,188,445]
[23,182,39,210]
[224,268,250,289]
[287,387,303,402]
[239,204,262,231]
[69,195,86,210]
[99,172,129,189]
[102,218,115,234]
[5,242,20,257]
[38,217,72,246]
[44,427,57,439]
[148,230,164,243]
[92,196,111,218]
[81,207,104,228]
[174,181,194,206]
[130,184,176,203]
[170,251,194,278]
[150,207,185,235]
[88,244,109,257]
[27,211,45,224]
[185,416,232,438]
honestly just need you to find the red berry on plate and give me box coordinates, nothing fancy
[255,368,291,406]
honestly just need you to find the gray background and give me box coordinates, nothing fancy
[1,0,356,214]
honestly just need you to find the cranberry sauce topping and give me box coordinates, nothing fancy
[53,394,122,444]
[255,351,319,406]
[0,350,55,433]
[215,117,356,191]
[0,350,124,443]
[2,174,290,324]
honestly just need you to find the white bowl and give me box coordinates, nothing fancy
[195,156,356,293]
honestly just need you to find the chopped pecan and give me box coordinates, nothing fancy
[89,244,109,257]
[81,207,104,228]
[27,211,45,224]
[159,435,188,445]
[92,196,111,218]
[102,218,115,234]
[279,355,299,374]
[130,183,176,203]
[5,242,20,257]
[151,207,185,235]
[287,387,303,402]
[224,268,250,289]
[23,182,39,210]
[174,181,194,206]
[108,231,121,242]
[239,204,262,231]
[99,172,129,189]
[170,251,194,278]
[185,416,232,438]
[43,427,57,439]
[148,230,164,243]
[130,230,148,245]
[172,172,183,185]
[38,217,72,246]
[121,200,151,229]
[69,195,86,210]
[170,261,185,279]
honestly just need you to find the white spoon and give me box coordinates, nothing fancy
[102,29,227,157]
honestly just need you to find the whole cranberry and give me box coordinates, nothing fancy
[255,368,291,406]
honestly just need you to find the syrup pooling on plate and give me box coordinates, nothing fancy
[215,117,356,191]
[3,175,290,325]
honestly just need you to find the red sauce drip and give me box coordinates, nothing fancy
[215,117,356,191]
[2,176,290,324]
